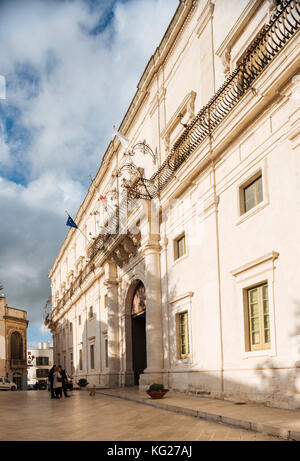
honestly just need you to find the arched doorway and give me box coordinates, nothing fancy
[131,281,147,386]
[13,372,22,390]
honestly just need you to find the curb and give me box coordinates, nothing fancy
[98,390,300,441]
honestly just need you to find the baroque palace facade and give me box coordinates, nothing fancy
[45,0,300,409]
[0,294,28,389]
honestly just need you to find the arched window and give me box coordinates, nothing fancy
[10,331,23,360]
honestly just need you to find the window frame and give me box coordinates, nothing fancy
[236,162,269,226]
[176,311,190,360]
[79,349,83,371]
[90,344,95,370]
[244,282,271,352]
[240,170,263,215]
[174,232,186,261]
[231,251,278,359]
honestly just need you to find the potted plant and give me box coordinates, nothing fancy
[146,383,169,399]
[77,378,88,388]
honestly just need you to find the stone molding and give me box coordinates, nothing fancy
[230,251,279,277]
[196,0,214,38]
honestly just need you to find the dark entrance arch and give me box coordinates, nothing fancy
[131,281,147,385]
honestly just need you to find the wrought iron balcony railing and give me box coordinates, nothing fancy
[129,0,300,200]
[47,1,299,320]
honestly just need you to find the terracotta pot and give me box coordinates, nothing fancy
[147,389,168,399]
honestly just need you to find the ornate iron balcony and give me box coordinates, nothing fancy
[129,0,300,200]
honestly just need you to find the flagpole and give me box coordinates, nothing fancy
[65,210,91,244]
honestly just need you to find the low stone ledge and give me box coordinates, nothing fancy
[197,411,222,423]
[221,416,251,430]
[288,431,300,441]
[250,422,290,440]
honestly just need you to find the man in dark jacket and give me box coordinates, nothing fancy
[48,364,56,399]
[58,366,70,398]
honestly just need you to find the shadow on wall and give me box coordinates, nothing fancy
[163,273,300,410]
[54,315,110,389]
[52,272,300,410]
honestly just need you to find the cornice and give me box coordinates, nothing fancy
[215,0,262,59]
[48,2,196,279]
[196,0,214,38]
[231,251,279,277]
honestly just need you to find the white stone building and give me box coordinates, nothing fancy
[27,342,54,387]
[46,0,300,409]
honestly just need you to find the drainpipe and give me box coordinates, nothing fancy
[208,108,224,396]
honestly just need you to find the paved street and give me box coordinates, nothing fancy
[0,389,281,441]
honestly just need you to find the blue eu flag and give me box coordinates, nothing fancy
[66,215,78,229]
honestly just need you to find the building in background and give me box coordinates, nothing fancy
[27,342,54,388]
[0,293,28,390]
[45,0,300,409]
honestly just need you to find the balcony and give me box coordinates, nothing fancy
[129,0,300,200]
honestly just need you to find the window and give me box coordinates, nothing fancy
[104,294,108,309]
[70,322,73,333]
[36,369,49,378]
[244,175,263,213]
[36,357,49,366]
[79,349,83,370]
[174,234,186,260]
[177,311,190,359]
[70,352,74,376]
[105,339,108,368]
[63,328,65,337]
[90,345,94,369]
[246,283,270,351]
[89,306,93,319]
[239,172,263,215]
[78,315,81,326]
[10,332,23,360]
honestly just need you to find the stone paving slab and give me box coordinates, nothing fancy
[0,390,280,441]
[97,388,300,441]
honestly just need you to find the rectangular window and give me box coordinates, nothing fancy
[104,294,108,309]
[89,306,93,319]
[36,369,49,378]
[70,322,73,333]
[105,339,108,368]
[70,352,74,376]
[79,349,83,370]
[78,315,81,326]
[174,234,186,260]
[36,357,49,366]
[177,311,190,359]
[242,174,263,214]
[246,283,270,351]
[90,345,94,369]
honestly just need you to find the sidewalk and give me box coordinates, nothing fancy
[97,388,300,441]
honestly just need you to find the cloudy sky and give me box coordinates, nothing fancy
[0,0,177,346]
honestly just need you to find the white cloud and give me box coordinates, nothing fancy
[0,0,178,342]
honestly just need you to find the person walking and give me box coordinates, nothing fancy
[48,364,56,399]
[53,365,63,399]
[59,366,70,398]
